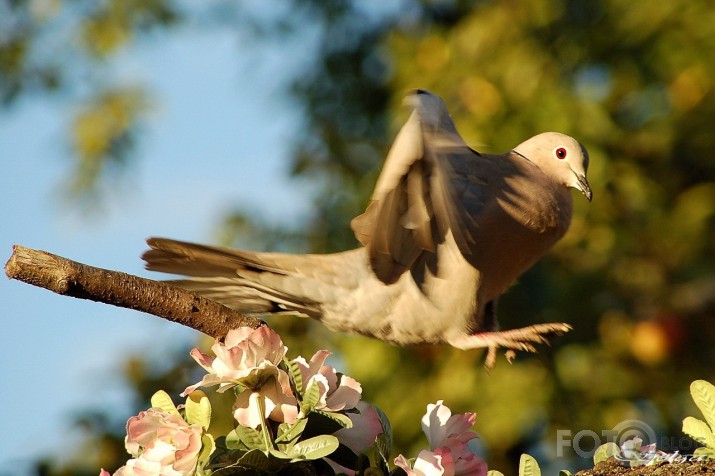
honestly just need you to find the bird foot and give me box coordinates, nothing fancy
[448,323,572,370]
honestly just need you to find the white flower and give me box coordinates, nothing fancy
[293,350,362,412]
[395,401,487,476]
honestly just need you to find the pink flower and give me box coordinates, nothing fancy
[182,326,290,395]
[328,402,387,475]
[334,402,385,453]
[395,401,487,476]
[182,326,299,428]
[293,350,362,412]
[395,450,452,476]
[421,400,477,450]
[233,375,299,428]
[107,408,203,475]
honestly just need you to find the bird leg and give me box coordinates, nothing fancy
[448,322,572,370]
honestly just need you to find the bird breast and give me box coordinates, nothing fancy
[472,177,573,302]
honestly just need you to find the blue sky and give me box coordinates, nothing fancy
[0,19,317,471]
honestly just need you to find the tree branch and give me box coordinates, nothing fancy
[4,245,263,338]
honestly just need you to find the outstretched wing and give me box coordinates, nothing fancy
[350,90,492,284]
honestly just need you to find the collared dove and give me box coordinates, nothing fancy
[143,89,591,368]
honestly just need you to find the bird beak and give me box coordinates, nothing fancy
[574,173,592,201]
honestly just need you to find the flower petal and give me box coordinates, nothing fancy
[188,348,215,374]
[263,373,298,424]
[185,327,290,395]
[325,375,362,411]
[224,327,255,347]
[334,401,384,454]
[394,454,416,475]
[121,408,203,475]
[422,400,451,449]
[233,391,266,429]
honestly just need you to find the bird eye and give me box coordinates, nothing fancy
[555,147,567,160]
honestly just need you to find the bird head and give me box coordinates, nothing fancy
[513,132,592,201]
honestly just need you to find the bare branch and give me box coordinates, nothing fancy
[4,245,263,338]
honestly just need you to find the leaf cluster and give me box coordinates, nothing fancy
[682,380,715,459]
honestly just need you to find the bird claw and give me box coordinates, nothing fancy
[449,323,572,370]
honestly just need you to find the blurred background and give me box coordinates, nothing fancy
[2,0,715,474]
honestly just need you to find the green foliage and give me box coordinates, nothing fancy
[683,380,715,458]
[198,434,217,476]
[593,442,619,465]
[227,426,264,452]
[69,88,149,196]
[212,449,289,475]
[504,454,570,476]
[374,406,393,464]
[0,0,176,203]
[518,454,541,476]
[186,390,213,430]
[276,419,309,445]
[301,380,324,414]
[150,389,181,416]
[285,435,340,462]
[210,404,349,472]
[313,410,354,431]
[285,357,304,395]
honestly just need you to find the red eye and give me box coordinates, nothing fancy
[555,147,567,159]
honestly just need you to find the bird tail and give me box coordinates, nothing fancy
[142,237,353,319]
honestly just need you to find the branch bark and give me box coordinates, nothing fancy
[4,245,263,338]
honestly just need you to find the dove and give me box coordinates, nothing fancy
[143,89,591,368]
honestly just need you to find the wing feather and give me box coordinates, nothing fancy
[350,90,492,283]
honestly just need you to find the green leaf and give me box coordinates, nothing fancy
[558,471,572,476]
[315,410,353,429]
[284,357,304,395]
[301,379,322,412]
[150,390,180,416]
[594,442,619,464]
[683,416,715,449]
[268,448,294,460]
[487,471,505,476]
[216,448,290,474]
[224,429,245,450]
[301,410,344,439]
[694,446,715,458]
[375,432,391,465]
[373,447,391,476]
[210,464,263,476]
[519,454,541,476]
[692,380,715,437]
[185,390,212,429]
[276,418,308,444]
[195,433,215,475]
[233,425,265,451]
[374,404,393,456]
[289,434,340,461]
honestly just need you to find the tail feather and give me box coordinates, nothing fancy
[142,237,358,319]
[143,237,288,277]
[173,277,321,317]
